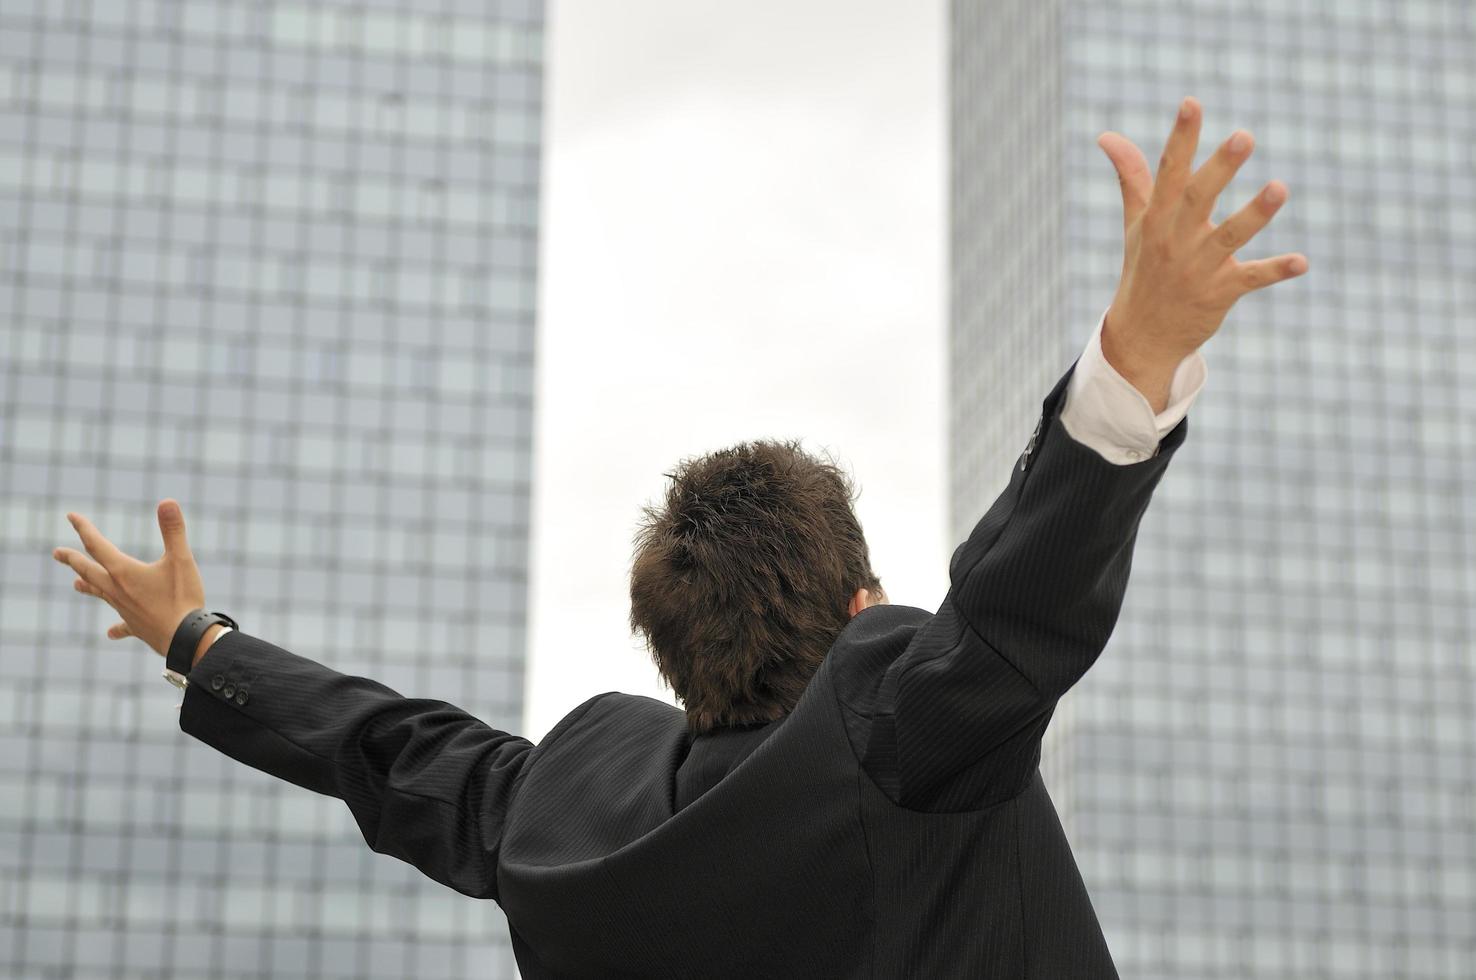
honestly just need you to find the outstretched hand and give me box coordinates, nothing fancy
[1097,96,1308,410]
[52,499,207,658]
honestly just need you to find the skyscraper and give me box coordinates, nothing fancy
[1,2,544,977]
[951,1,1474,976]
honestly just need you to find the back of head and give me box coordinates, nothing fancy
[629,438,884,734]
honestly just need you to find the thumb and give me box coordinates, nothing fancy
[1097,132,1152,231]
[157,499,191,558]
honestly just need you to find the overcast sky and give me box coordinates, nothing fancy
[523,1,947,741]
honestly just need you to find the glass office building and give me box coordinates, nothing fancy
[951,0,1474,976]
[0,2,543,977]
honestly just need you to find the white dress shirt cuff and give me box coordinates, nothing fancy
[1058,306,1208,465]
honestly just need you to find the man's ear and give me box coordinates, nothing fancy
[848,588,871,619]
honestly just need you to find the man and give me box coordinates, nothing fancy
[54,97,1305,977]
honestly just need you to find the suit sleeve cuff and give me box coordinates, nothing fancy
[1058,306,1208,464]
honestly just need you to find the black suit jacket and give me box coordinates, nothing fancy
[181,364,1186,979]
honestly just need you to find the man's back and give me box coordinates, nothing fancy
[499,601,1113,979]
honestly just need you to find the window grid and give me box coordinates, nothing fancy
[952,0,1476,975]
[0,3,542,977]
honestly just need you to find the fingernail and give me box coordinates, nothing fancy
[1228,131,1249,153]
[1179,99,1193,120]
[1264,183,1286,204]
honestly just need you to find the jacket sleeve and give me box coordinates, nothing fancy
[866,362,1186,811]
[179,630,532,901]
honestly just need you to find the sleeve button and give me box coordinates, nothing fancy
[234,689,249,706]
[221,684,236,698]
[210,675,225,691]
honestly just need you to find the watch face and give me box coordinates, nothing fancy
[163,669,188,690]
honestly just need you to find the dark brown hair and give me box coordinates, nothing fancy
[629,438,884,733]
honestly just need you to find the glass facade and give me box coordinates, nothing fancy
[951,0,1475,976]
[0,1,543,977]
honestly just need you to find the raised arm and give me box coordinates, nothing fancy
[862,96,1307,811]
[51,501,530,901]
[180,630,531,900]
[863,360,1186,811]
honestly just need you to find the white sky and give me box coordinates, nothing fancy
[524,1,947,741]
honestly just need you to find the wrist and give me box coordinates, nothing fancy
[1099,314,1184,414]
[193,623,228,667]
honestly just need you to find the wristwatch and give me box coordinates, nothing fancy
[163,608,239,690]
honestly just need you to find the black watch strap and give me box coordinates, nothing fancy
[164,608,239,689]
